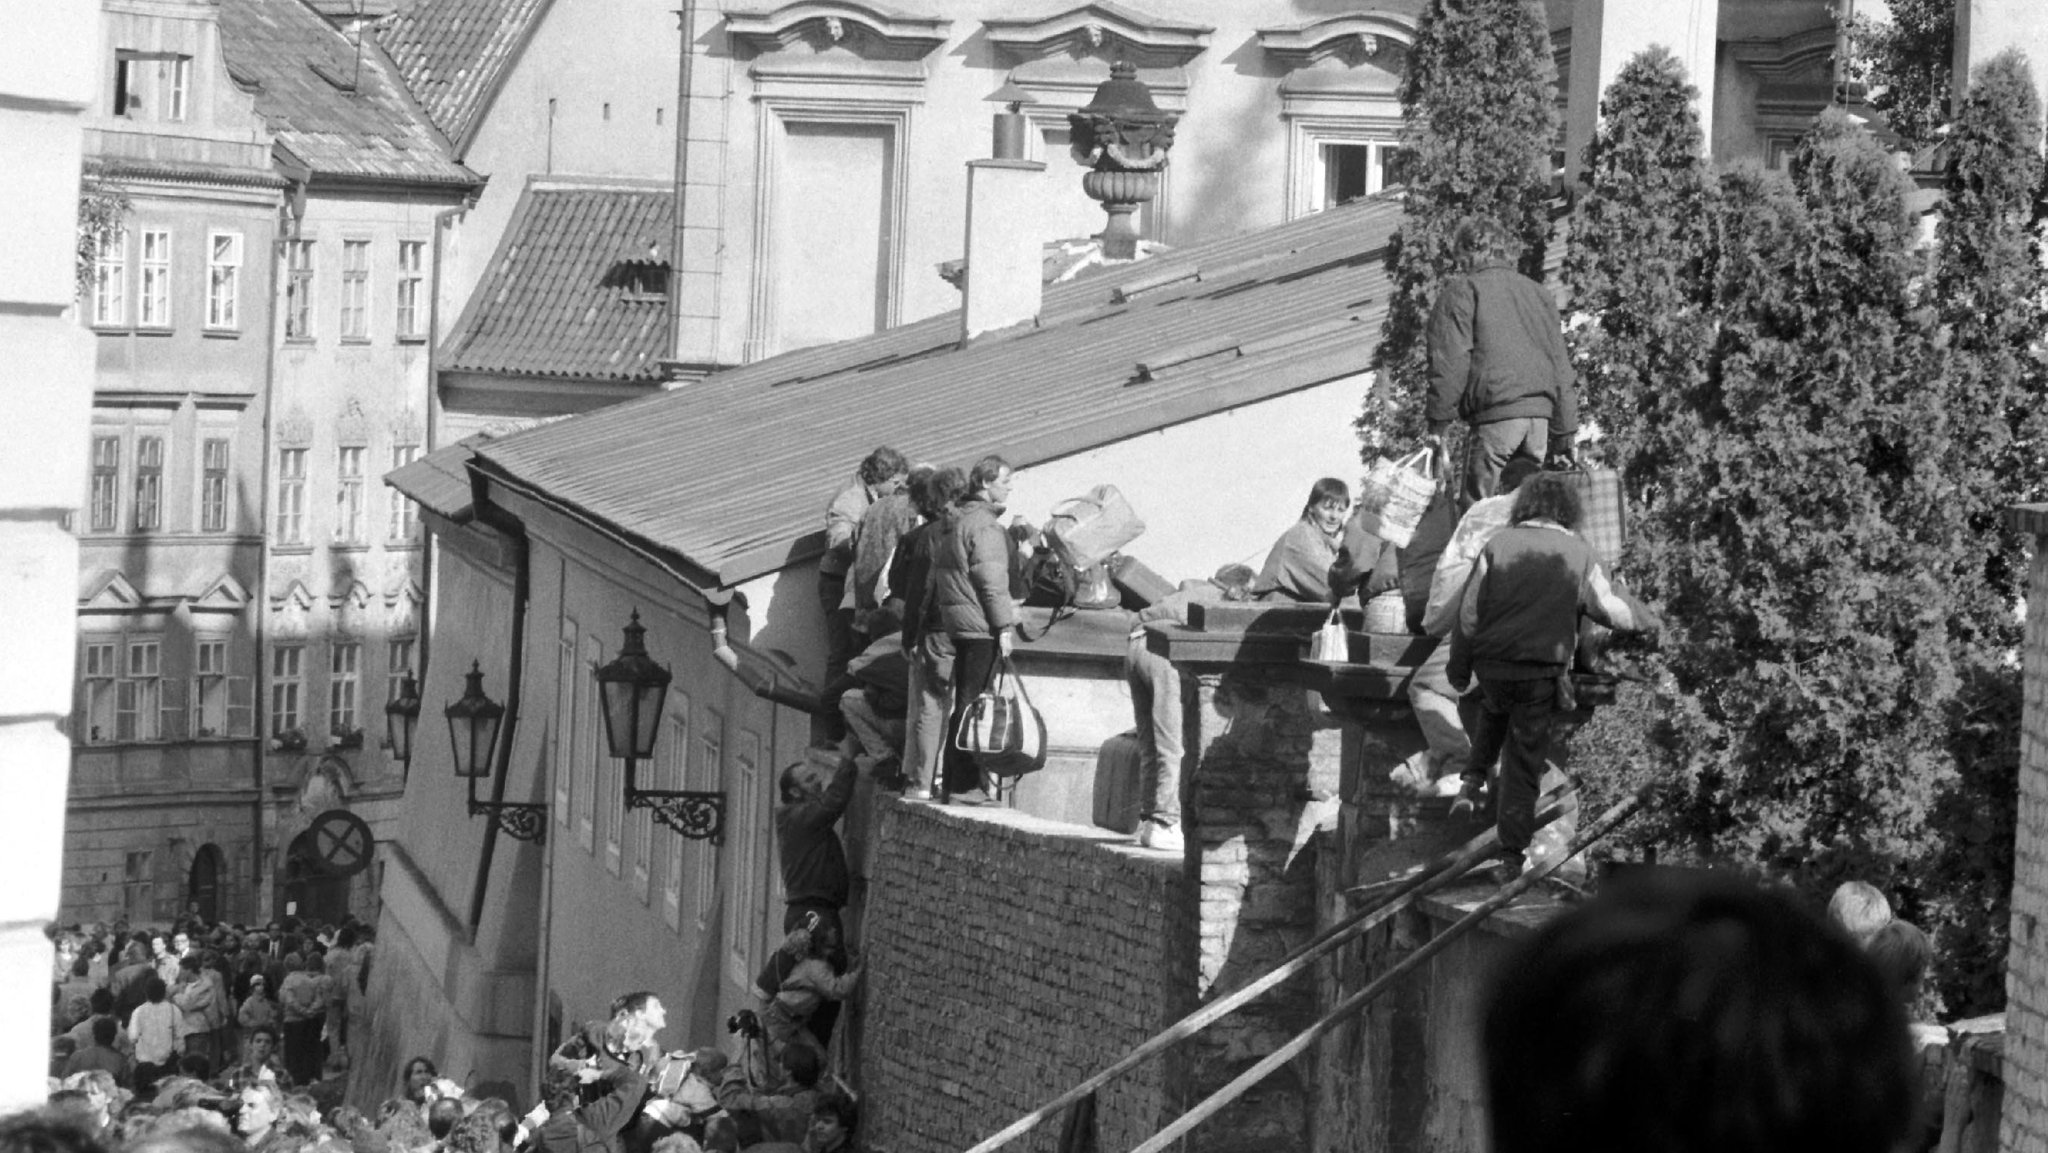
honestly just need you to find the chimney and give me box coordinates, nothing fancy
[960,146,1045,339]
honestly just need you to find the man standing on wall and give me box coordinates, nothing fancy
[817,448,910,744]
[1423,220,1579,506]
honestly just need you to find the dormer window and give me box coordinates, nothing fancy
[114,51,191,121]
[603,258,671,302]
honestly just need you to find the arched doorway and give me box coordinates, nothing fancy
[187,844,225,922]
[282,830,352,924]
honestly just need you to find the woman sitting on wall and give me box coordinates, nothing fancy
[1254,478,1352,602]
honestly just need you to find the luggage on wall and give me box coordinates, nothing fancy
[1045,485,1146,571]
[1092,730,1145,835]
[954,657,1049,778]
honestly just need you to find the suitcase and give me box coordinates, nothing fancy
[1092,730,1145,834]
[1108,554,1175,609]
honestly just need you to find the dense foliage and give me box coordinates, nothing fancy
[1360,0,1558,460]
[1561,46,1715,517]
[1846,0,1955,146]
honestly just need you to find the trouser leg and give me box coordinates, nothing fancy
[816,574,851,743]
[912,634,954,791]
[1464,417,1550,505]
[942,637,999,796]
[839,690,903,764]
[1489,677,1558,861]
[1126,635,1182,828]
[1407,642,1470,779]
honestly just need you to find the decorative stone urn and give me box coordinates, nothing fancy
[1068,60,1178,260]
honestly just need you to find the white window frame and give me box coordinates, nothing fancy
[1285,115,1405,220]
[194,638,226,736]
[578,634,600,851]
[386,638,415,701]
[276,447,306,545]
[89,434,121,533]
[123,851,154,922]
[271,643,303,735]
[139,228,171,328]
[726,724,758,986]
[206,231,242,331]
[132,434,164,532]
[694,702,721,930]
[395,240,425,339]
[284,239,314,340]
[335,444,365,544]
[80,640,118,744]
[340,239,370,340]
[118,639,162,742]
[92,227,126,327]
[554,624,578,824]
[388,444,420,540]
[661,703,690,929]
[199,436,230,533]
[329,641,360,736]
[166,56,190,121]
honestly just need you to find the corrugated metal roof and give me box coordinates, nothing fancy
[217,0,477,187]
[472,195,1434,588]
[377,0,548,151]
[385,438,480,521]
[438,177,675,382]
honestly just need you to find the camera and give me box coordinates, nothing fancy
[725,1008,761,1039]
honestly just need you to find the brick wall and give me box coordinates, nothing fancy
[2001,507,2048,1151]
[858,799,1196,1153]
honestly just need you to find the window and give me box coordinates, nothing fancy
[661,706,689,929]
[330,642,360,735]
[388,444,420,539]
[579,634,602,851]
[89,436,120,533]
[276,447,306,544]
[728,728,760,983]
[123,852,153,923]
[117,639,161,741]
[387,639,415,701]
[555,625,578,824]
[271,644,303,735]
[284,240,314,340]
[200,438,230,532]
[92,228,126,326]
[167,56,189,121]
[206,232,242,330]
[133,435,163,532]
[113,53,189,120]
[395,240,425,338]
[139,229,171,327]
[1312,140,1405,212]
[335,445,364,544]
[340,240,369,339]
[694,707,720,927]
[80,641,117,743]
[190,639,249,738]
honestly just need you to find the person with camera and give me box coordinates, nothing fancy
[715,1040,824,1148]
[528,1045,650,1153]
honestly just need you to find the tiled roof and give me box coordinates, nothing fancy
[439,176,675,383]
[377,0,549,152]
[217,0,477,187]
[385,438,482,522]
[471,195,1427,590]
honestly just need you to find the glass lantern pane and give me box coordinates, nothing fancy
[599,678,630,760]
[634,682,665,755]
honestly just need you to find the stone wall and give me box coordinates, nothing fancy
[858,799,1195,1153]
[2001,506,2048,1152]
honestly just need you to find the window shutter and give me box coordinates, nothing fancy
[159,677,188,741]
[116,679,138,742]
[227,675,254,738]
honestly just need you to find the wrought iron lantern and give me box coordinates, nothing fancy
[384,671,421,765]
[603,611,725,842]
[444,660,546,843]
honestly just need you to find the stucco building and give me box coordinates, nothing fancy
[63,0,474,927]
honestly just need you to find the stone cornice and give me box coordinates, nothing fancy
[983,2,1212,72]
[725,1,951,63]
[1256,12,1419,72]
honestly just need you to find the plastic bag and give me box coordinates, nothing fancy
[1308,609,1349,663]
[1355,449,1440,548]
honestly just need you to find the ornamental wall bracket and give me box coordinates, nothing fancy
[625,788,728,843]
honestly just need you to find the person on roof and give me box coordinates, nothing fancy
[1423,219,1579,507]
[816,448,910,744]
[1125,564,1258,853]
[889,467,968,803]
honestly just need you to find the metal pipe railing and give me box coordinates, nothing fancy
[1123,788,1645,1153]
[959,787,1579,1153]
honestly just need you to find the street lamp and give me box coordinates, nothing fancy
[604,610,725,842]
[384,670,420,766]
[445,660,547,843]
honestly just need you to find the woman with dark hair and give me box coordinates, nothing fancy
[925,455,1021,805]
[1253,478,1353,602]
[402,1055,439,1105]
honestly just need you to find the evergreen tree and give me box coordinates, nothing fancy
[1360,0,1559,459]
[1919,49,2046,1015]
[1561,46,1714,520]
[1635,114,1957,886]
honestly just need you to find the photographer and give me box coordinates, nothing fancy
[714,1042,823,1148]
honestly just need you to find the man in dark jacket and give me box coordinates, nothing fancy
[1448,474,1656,883]
[1424,220,1579,506]
[531,1055,649,1153]
[889,466,967,803]
[775,750,856,942]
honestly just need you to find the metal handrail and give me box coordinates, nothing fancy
[1123,788,1645,1153]
[959,787,1580,1153]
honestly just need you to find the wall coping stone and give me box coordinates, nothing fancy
[877,790,1187,873]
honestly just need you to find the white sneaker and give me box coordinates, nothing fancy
[1137,821,1185,853]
